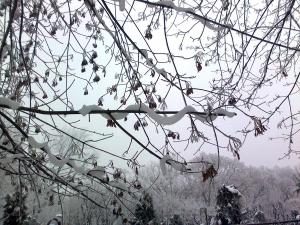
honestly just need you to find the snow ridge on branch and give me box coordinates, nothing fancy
[79,103,236,125]
[0,97,20,110]
[0,96,236,124]
[147,0,226,31]
[27,136,132,192]
[160,153,191,176]
[28,136,102,176]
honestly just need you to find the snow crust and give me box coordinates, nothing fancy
[160,153,190,175]
[155,67,168,77]
[160,154,172,175]
[27,137,129,191]
[28,136,70,168]
[140,49,148,58]
[28,136,48,149]
[69,161,88,175]
[214,108,236,117]
[225,185,242,196]
[109,180,128,191]
[87,166,106,179]
[79,105,102,116]
[254,210,264,217]
[168,159,190,173]
[48,154,70,168]
[0,97,20,110]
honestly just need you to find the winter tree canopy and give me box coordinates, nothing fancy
[0,0,300,223]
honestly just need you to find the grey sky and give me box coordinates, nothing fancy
[16,0,300,172]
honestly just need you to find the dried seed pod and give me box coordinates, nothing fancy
[93,75,100,82]
[91,51,98,59]
[196,61,202,72]
[81,58,88,66]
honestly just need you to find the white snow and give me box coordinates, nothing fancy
[177,6,194,13]
[112,0,125,11]
[109,180,128,191]
[119,0,125,11]
[28,140,88,175]
[28,137,71,168]
[0,44,10,62]
[0,97,20,110]
[254,210,264,217]
[160,154,190,175]
[155,67,168,77]
[146,58,154,66]
[69,161,88,175]
[157,0,175,7]
[79,105,102,116]
[160,154,172,175]
[87,166,106,179]
[193,15,225,31]
[49,153,70,168]
[43,145,71,168]
[214,108,236,117]
[140,49,148,58]
[148,0,226,32]
[79,103,236,125]
[28,136,48,149]
[112,217,123,225]
[225,185,242,196]
[168,159,189,173]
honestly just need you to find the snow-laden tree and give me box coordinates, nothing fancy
[254,210,267,223]
[2,189,28,225]
[1,0,300,222]
[138,154,300,223]
[134,191,156,225]
[215,184,242,224]
[295,173,300,194]
[169,214,184,225]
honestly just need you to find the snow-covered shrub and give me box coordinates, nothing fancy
[254,210,266,223]
[2,189,28,225]
[215,185,242,224]
[134,191,156,225]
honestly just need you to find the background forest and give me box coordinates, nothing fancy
[1,153,299,225]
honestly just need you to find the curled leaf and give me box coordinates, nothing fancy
[202,165,217,182]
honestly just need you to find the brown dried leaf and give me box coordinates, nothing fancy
[202,165,217,182]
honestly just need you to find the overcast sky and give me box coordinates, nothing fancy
[25,0,300,171]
